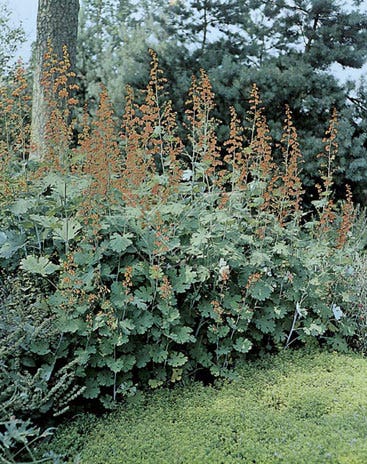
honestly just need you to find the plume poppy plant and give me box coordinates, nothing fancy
[0,49,364,418]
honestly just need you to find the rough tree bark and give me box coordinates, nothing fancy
[30,0,80,159]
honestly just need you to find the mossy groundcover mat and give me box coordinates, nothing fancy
[43,350,367,463]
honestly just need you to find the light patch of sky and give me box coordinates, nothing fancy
[5,0,367,83]
[6,0,38,61]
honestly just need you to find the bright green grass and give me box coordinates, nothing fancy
[44,350,367,463]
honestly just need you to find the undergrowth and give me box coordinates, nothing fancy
[41,350,367,464]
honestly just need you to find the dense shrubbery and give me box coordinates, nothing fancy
[1,50,367,460]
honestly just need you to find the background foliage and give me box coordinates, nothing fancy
[0,1,25,73]
[77,0,367,202]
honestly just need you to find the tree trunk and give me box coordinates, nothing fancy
[30,0,79,160]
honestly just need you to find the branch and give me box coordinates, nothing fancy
[347,95,367,113]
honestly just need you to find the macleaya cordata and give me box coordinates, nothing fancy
[0,52,366,417]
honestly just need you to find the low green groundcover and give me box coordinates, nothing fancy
[43,350,367,463]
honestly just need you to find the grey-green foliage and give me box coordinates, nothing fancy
[346,248,367,351]
[0,271,84,419]
[0,1,25,73]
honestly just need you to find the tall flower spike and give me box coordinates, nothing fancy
[160,99,183,197]
[337,184,355,249]
[277,105,304,224]
[248,84,262,147]
[82,86,121,203]
[223,106,247,190]
[185,69,221,189]
[247,84,274,181]
[0,61,30,201]
[121,84,145,205]
[36,45,79,175]
[121,51,182,207]
[246,84,277,214]
[316,108,339,231]
[318,108,338,196]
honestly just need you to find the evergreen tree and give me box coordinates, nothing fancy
[76,0,367,201]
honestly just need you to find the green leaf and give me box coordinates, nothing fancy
[239,235,255,245]
[255,315,276,334]
[0,231,26,259]
[158,303,180,325]
[53,218,82,242]
[173,266,198,292]
[97,370,115,387]
[248,280,273,301]
[136,346,152,368]
[273,242,290,256]
[208,325,230,340]
[132,296,148,310]
[134,286,154,303]
[167,351,188,367]
[188,231,209,255]
[30,214,59,229]
[134,311,154,334]
[196,265,211,282]
[151,345,168,363]
[84,378,100,399]
[29,339,51,356]
[75,347,95,365]
[148,379,164,389]
[303,322,326,336]
[111,281,130,309]
[21,255,59,276]
[58,317,86,334]
[110,233,133,253]
[118,318,135,334]
[106,355,136,373]
[167,326,195,344]
[10,198,34,215]
[250,250,271,266]
[223,293,242,311]
[171,368,183,382]
[0,231,6,246]
[215,346,232,359]
[233,337,252,353]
